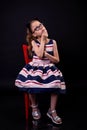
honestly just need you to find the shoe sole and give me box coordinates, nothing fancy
[32,115,41,120]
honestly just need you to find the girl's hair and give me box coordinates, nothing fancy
[26,17,40,44]
[26,18,40,58]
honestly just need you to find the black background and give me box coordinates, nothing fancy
[0,0,87,129]
[0,0,86,89]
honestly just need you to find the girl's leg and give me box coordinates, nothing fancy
[29,94,41,120]
[47,93,62,124]
[29,94,37,106]
[50,93,58,110]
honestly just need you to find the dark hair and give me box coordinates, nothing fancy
[26,18,40,58]
[26,17,40,33]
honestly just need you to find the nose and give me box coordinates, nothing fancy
[42,28,45,31]
[41,26,46,31]
[41,29,46,34]
[40,25,44,30]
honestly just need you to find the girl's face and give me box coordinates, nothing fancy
[31,20,48,38]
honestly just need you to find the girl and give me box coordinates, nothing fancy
[15,18,66,124]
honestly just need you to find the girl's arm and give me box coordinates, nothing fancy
[44,40,60,63]
[31,40,45,58]
[31,30,47,58]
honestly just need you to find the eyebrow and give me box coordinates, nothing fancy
[34,23,41,29]
[33,23,42,32]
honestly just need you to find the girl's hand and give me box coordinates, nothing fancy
[41,29,48,43]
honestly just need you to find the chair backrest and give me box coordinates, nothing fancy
[22,44,32,122]
[22,44,32,64]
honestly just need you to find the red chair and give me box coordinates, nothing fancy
[22,44,32,122]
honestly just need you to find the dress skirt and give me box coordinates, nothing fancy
[15,59,66,94]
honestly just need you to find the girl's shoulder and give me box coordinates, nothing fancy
[47,38,56,44]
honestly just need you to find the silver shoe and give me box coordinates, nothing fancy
[31,104,41,120]
[47,109,62,124]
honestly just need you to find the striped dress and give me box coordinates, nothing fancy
[15,39,66,94]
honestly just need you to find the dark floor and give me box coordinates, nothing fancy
[0,80,87,130]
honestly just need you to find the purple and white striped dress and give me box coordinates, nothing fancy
[15,39,66,94]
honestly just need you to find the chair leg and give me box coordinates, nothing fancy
[24,93,30,121]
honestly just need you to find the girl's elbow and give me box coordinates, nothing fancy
[55,58,60,63]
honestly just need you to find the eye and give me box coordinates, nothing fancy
[35,24,42,31]
[33,23,43,33]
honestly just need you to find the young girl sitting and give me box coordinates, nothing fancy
[15,18,66,125]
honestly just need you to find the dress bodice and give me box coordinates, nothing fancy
[32,39,54,63]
